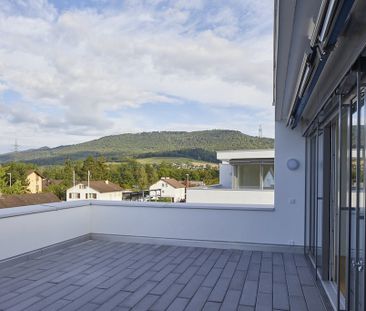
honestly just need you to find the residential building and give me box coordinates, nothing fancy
[26,170,44,193]
[186,149,274,205]
[66,180,124,201]
[0,192,60,208]
[149,178,186,202]
[274,0,366,309]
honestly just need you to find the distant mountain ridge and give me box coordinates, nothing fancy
[0,130,274,165]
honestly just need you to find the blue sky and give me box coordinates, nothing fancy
[0,0,274,153]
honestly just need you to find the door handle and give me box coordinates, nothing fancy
[352,259,364,272]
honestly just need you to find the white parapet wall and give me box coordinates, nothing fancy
[186,188,274,205]
[90,202,296,249]
[0,191,305,262]
[0,202,91,261]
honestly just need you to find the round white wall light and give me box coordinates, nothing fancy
[287,159,299,171]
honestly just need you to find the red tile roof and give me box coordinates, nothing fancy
[0,193,60,209]
[161,178,185,189]
[80,181,123,193]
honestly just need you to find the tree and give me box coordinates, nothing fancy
[137,166,148,190]
[0,166,27,195]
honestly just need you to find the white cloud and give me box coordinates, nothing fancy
[0,0,274,152]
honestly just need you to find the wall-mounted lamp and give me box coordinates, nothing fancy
[287,159,300,171]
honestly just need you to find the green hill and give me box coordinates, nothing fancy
[0,130,274,165]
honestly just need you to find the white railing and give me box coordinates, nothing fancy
[0,199,306,262]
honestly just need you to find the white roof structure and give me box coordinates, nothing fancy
[216,149,274,162]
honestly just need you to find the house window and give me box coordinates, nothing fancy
[238,164,261,189]
[234,162,274,190]
[86,193,97,199]
[70,193,80,199]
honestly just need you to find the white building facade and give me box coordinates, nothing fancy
[187,150,274,205]
[66,181,124,201]
[149,178,186,203]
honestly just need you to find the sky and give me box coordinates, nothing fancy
[0,0,274,154]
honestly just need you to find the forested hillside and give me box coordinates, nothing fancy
[0,130,274,165]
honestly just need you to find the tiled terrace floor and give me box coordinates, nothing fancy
[0,240,330,311]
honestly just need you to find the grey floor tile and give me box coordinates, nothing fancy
[229,270,246,290]
[239,280,258,306]
[151,283,184,310]
[185,287,212,311]
[179,275,205,299]
[289,295,308,311]
[120,281,157,308]
[203,301,221,311]
[59,288,104,311]
[166,297,189,311]
[286,274,303,297]
[208,277,231,302]
[150,272,180,295]
[130,294,159,311]
[297,266,315,286]
[203,268,223,287]
[258,273,272,293]
[95,290,130,311]
[0,241,332,311]
[303,285,327,311]
[255,292,272,311]
[273,282,289,310]
[220,289,241,310]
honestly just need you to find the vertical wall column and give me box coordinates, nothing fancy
[274,121,306,245]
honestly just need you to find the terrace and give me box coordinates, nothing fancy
[0,201,331,310]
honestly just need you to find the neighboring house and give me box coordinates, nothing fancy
[149,178,186,202]
[0,193,60,209]
[186,149,274,205]
[26,170,45,193]
[66,180,124,201]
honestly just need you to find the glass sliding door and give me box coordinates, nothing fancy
[304,63,366,310]
[349,74,365,311]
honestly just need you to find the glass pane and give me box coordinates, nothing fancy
[349,100,357,310]
[339,105,350,299]
[357,94,365,310]
[310,136,317,257]
[329,121,338,287]
[238,164,260,189]
[317,133,324,273]
[262,164,274,189]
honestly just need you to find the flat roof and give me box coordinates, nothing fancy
[216,149,274,161]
